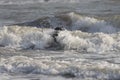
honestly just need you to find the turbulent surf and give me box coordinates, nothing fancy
[0,0,120,80]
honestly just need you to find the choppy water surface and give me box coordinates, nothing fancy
[0,0,120,80]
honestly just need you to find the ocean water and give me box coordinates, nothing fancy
[0,0,120,80]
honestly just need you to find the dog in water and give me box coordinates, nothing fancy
[52,27,65,43]
[46,27,65,49]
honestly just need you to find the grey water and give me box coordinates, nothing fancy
[0,0,120,26]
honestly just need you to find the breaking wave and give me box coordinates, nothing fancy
[0,12,119,53]
[15,12,119,33]
[0,25,120,53]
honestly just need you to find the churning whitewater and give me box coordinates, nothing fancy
[0,0,120,79]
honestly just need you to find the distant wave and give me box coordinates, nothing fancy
[0,0,81,5]
[14,12,119,33]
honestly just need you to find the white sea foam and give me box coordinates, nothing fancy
[0,26,54,49]
[0,55,120,79]
[0,25,119,53]
[57,30,116,53]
